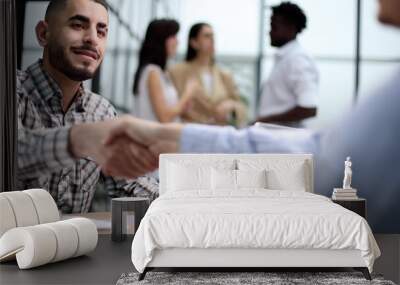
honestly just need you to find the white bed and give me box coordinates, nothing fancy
[131,154,380,280]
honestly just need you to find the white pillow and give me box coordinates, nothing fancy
[236,169,267,189]
[211,169,236,190]
[266,165,306,191]
[166,162,211,191]
[211,169,268,191]
[238,159,307,191]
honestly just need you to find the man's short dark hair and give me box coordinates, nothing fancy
[45,0,109,21]
[271,2,307,34]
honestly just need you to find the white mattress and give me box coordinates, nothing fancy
[131,190,380,273]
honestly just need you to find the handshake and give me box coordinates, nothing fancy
[69,115,183,179]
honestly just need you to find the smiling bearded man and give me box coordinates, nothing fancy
[17,0,158,213]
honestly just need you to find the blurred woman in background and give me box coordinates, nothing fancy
[133,19,198,122]
[169,22,247,126]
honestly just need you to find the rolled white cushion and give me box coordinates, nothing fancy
[0,218,98,269]
[42,221,79,262]
[0,192,39,227]
[0,196,17,237]
[23,189,59,224]
[0,226,57,269]
[64,218,98,257]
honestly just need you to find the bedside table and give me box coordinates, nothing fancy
[111,197,150,242]
[332,198,366,218]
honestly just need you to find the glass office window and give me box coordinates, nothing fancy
[21,1,47,69]
[359,0,400,101]
[178,0,260,56]
[306,61,355,129]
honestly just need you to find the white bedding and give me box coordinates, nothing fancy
[131,190,380,273]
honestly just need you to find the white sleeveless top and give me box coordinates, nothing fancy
[133,64,180,122]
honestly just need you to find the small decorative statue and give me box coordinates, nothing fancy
[342,156,353,189]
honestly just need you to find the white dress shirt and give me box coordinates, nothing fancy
[258,40,319,122]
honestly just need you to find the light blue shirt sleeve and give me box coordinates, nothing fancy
[179,68,400,233]
[180,124,319,154]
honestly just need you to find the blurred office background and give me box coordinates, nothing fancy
[17,0,400,129]
[15,0,400,211]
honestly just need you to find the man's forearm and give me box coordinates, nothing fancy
[17,126,75,179]
[18,120,116,180]
[69,121,114,159]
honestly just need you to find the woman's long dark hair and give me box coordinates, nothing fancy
[185,22,211,62]
[133,19,179,95]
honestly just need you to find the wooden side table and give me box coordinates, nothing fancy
[332,198,366,218]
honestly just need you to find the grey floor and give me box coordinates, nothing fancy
[0,235,134,285]
[374,234,400,284]
[0,235,398,285]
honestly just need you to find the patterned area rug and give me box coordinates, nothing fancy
[116,271,396,285]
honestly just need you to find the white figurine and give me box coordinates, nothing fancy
[342,156,353,189]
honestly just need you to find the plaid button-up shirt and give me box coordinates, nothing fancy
[17,60,157,213]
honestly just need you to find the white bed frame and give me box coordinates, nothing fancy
[139,154,371,280]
